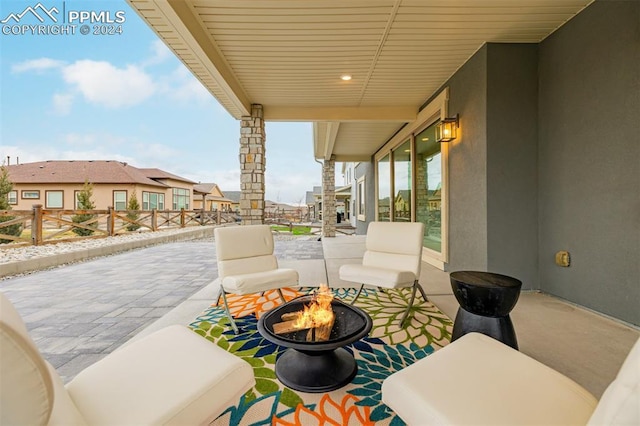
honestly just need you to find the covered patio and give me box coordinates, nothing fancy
[126,0,638,330]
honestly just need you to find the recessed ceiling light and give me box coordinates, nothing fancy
[421,137,429,141]
[404,149,410,153]
[340,75,352,81]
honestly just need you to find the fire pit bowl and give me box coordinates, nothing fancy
[257,295,372,393]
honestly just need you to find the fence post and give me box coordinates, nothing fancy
[180,208,186,228]
[107,206,115,236]
[151,209,157,231]
[32,204,43,246]
[217,209,221,225]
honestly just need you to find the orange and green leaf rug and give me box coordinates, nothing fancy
[189,287,453,425]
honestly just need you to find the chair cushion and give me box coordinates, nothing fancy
[215,225,274,261]
[222,268,299,294]
[587,337,640,425]
[0,292,54,426]
[46,361,88,426]
[382,332,597,426]
[339,263,416,288]
[66,325,255,426]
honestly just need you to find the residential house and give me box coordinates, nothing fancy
[5,160,194,211]
[193,183,233,211]
[222,191,241,213]
[127,0,639,328]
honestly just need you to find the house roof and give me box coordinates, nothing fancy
[138,168,195,184]
[193,183,218,194]
[223,191,241,203]
[126,0,593,162]
[6,161,168,187]
[306,191,315,205]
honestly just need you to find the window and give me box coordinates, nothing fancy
[377,155,391,221]
[113,191,127,210]
[415,123,443,253]
[8,190,17,205]
[45,191,63,208]
[357,176,365,221]
[393,139,412,222]
[74,191,81,209]
[373,88,450,269]
[21,190,40,199]
[172,188,190,210]
[142,192,165,210]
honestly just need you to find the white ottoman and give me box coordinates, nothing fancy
[382,333,598,425]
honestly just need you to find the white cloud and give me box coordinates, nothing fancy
[157,65,212,105]
[142,39,172,66]
[62,60,156,108]
[52,93,74,115]
[12,58,65,73]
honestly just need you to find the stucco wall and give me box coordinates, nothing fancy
[486,43,539,290]
[538,0,640,324]
[445,46,489,272]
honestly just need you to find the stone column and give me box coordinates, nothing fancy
[239,104,265,225]
[322,158,336,237]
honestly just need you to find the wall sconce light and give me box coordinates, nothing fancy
[436,114,459,143]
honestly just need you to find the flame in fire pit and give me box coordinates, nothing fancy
[293,284,334,330]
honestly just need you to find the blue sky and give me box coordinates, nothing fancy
[1,0,322,205]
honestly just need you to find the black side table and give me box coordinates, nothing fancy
[450,271,522,350]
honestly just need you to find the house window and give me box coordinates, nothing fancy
[8,190,17,205]
[415,123,442,253]
[21,190,40,199]
[45,191,63,208]
[377,155,391,221]
[113,191,127,210]
[74,191,81,209]
[172,188,190,210]
[142,192,165,210]
[373,88,450,269]
[357,176,365,221]
[393,139,412,222]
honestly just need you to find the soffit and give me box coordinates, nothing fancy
[127,0,593,161]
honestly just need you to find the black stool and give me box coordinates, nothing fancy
[450,271,522,350]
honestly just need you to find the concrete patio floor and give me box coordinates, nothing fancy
[2,231,638,399]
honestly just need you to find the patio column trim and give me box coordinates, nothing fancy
[322,158,336,237]
[239,104,265,225]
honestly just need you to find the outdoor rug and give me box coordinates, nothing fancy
[189,287,453,425]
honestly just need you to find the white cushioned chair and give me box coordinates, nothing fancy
[382,332,640,426]
[214,224,299,333]
[0,291,255,426]
[339,221,426,326]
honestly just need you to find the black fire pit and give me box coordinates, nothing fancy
[257,295,372,393]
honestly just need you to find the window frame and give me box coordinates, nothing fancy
[373,88,450,269]
[45,190,64,209]
[21,190,40,199]
[8,190,18,205]
[113,190,127,211]
[357,176,366,221]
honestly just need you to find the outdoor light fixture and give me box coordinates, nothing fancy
[436,114,459,143]
[340,75,352,81]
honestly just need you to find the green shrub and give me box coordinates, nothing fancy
[72,181,97,236]
[0,165,22,244]
[126,192,141,231]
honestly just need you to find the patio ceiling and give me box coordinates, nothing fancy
[127,0,593,161]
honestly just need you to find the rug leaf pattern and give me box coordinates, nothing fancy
[189,287,452,425]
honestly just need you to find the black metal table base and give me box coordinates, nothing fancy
[275,347,357,393]
[451,307,518,350]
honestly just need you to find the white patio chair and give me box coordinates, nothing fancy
[214,224,299,333]
[0,291,255,426]
[339,221,427,326]
[383,332,640,425]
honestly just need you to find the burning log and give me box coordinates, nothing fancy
[271,285,335,342]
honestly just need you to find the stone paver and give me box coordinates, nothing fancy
[0,235,323,383]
